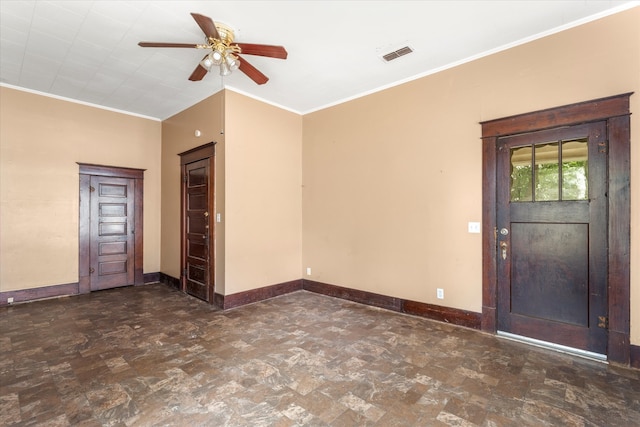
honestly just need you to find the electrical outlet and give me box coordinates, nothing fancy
[306,267,312,276]
[436,288,444,299]
[7,297,14,304]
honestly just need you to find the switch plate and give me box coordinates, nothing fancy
[436,288,444,299]
[216,213,221,223]
[468,222,481,233]
[306,267,312,276]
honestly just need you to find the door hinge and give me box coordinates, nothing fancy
[183,175,187,183]
[89,186,95,192]
[183,268,187,277]
[598,141,607,154]
[597,315,608,329]
[89,267,95,274]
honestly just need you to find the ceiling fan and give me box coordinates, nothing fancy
[138,13,287,85]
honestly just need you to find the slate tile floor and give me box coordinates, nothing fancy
[1,284,639,426]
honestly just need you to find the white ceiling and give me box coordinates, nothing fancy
[1,1,638,120]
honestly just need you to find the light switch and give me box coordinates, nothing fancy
[468,222,481,233]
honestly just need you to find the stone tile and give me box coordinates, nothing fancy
[0,393,21,425]
[0,284,639,426]
[442,396,487,425]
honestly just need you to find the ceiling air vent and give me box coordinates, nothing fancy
[381,46,414,62]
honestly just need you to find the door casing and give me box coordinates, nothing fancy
[480,93,632,365]
[78,163,145,293]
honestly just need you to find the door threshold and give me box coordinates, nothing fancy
[497,331,607,363]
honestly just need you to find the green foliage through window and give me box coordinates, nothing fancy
[510,139,588,202]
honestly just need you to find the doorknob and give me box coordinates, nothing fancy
[500,241,508,260]
[204,211,209,217]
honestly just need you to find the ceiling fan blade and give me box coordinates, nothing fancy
[234,43,288,59]
[191,12,220,40]
[237,55,269,85]
[138,42,199,48]
[189,57,209,81]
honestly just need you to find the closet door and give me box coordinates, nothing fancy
[179,143,216,303]
[78,163,144,294]
[89,176,135,290]
[183,158,213,302]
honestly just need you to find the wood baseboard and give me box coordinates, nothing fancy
[208,278,481,330]
[303,279,482,330]
[156,275,303,309]
[403,299,482,329]
[159,272,180,290]
[303,279,403,312]
[631,344,640,369]
[206,279,481,332]
[143,272,160,284]
[0,282,79,305]
[217,279,303,309]
[1,273,162,306]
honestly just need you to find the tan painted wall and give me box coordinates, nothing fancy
[160,91,226,292]
[302,8,640,343]
[1,8,637,349]
[224,91,302,294]
[0,87,161,291]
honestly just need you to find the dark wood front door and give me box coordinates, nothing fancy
[89,176,136,290]
[496,122,607,354]
[180,143,216,304]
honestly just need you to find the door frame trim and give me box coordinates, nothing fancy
[78,163,145,293]
[179,142,216,302]
[480,93,632,365]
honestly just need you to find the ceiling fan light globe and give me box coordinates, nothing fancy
[219,62,231,76]
[200,57,214,70]
[211,50,223,65]
[226,57,239,71]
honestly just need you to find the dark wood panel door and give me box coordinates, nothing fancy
[496,122,608,354]
[183,159,213,302]
[89,176,135,291]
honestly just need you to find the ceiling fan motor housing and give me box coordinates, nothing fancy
[211,23,235,45]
